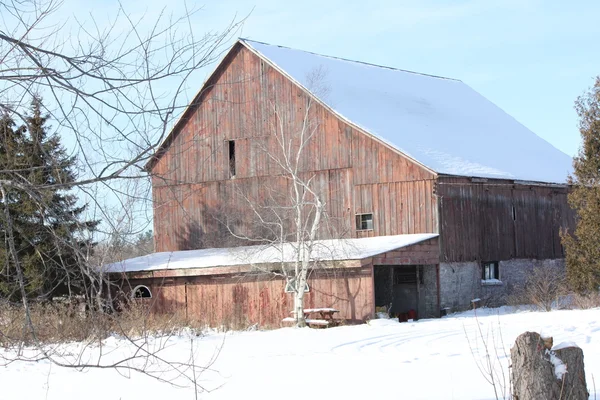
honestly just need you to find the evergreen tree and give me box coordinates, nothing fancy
[0,98,98,301]
[134,230,154,257]
[562,77,600,292]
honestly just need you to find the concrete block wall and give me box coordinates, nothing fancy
[439,262,481,312]
[421,265,439,318]
[439,259,565,313]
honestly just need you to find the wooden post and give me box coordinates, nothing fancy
[416,265,420,319]
[184,281,189,321]
[436,264,441,317]
[370,264,376,319]
[389,266,394,314]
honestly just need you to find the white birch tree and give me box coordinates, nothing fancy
[270,97,325,328]
[224,69,337,327]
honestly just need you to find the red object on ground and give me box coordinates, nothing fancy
[407,309,417,320]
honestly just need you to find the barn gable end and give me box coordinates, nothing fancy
[151,42,438,252]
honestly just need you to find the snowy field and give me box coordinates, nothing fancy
[2,307,599,400]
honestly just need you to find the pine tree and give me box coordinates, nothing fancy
[0,98,98,301]
[562,77,600,292]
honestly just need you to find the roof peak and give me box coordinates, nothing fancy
[239,38,461,82]
[238,37,571,183]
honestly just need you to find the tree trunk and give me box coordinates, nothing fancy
[294,290,306,328]
[511,331,588,400]
[553,346,589,400]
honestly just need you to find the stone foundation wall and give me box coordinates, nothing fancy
[421,264,439,318]
[439,259,565,313]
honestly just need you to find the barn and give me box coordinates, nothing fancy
[108,39,575,327]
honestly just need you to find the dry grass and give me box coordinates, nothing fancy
[0,300,206,348]
[568,291,600,309]
[507,265,600,312]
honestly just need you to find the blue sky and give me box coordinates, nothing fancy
[14,0,593,233]
[217,0,599,157]
[68,0,600,158]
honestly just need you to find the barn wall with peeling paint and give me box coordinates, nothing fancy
[149,43,438,253]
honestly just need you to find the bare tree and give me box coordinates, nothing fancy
[266,97,325,328]
[0,0,243,393]
[222,69,344,327]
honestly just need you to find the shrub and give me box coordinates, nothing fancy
[568,291,600,309]
[508,266,568,311]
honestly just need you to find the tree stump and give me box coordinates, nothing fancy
[510,331,588,400]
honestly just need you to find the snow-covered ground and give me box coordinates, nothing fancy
[1,307,599,399]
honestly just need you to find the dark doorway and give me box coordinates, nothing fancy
[374,265,423,318]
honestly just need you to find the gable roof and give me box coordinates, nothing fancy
[241,39,573,184]
[148,39,573,184]
[105,234,438,273]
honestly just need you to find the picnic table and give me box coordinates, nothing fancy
[282,307,340,328]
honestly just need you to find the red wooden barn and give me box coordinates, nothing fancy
[108,39,575,327]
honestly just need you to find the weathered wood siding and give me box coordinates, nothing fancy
[369,237,439,265]
[123,267,374,327]
[354,180,438,237]
[115,242,442,326]
[437,177,575,262]
[151,43,438,252]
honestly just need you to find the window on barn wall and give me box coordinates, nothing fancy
[132,285,152,298]
[393,266,424,285]
[228,140,236,178]
[355,213,374,230]
[481,262,500,283]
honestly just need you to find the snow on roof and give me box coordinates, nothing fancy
[105,233,438,273]
[241,39,573,184]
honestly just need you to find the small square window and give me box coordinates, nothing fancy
[393,266,424,285]
[355,213,373,230]
[482,261,499,281]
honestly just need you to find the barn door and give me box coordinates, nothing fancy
[374,265,423,318]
